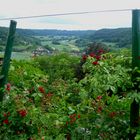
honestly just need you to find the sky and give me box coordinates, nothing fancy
[0,0,140,30]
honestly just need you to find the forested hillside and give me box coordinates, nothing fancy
[0,27,41,48]
[16,29,96,37]
[90,28,132,48]
[0,27,132,52]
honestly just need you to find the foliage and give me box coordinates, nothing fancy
[9,60,48,88]
[0,27,41,50]
[34,53,80,82]
[75,38,91,48]
[0,48,140,139]
[90,28,132,48]
[81,49,132,96]
[84,42,110,55]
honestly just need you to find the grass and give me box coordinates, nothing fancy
[102,42,117,47]
[11,52,32,60]
[39,36,80,52]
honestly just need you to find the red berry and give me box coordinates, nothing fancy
[96,96,102,101]
[6,83,11,91]
[18,109,27,117]
[38,86,45,94]
[69,114,76,119]
[98,49,104,54]
[47,92,53,97]
[82,55,87,61]
[77,114,81,119]
[70,117,76,124]
[89,53,95,57]
[3,113,7,117]
[96,55,101,60]
[3,119,9,124]
[73,114,76,117]
[69,114,73,119]
[109,112,116,118]
[97,107,102,113]
[92,61,99,65]
[7,83,11,88]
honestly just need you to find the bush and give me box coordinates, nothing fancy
[34,53,80,82]
[0,49,139,139]
[9,60,48,88]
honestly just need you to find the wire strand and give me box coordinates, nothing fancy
[0,8,135,21]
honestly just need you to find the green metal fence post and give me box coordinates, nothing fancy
[0,20,17,101]
[130,9,140,140]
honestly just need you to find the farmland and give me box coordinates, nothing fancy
[0,27,132,59]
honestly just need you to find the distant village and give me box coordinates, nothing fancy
[31,46,81,57]
[32,47,52,57]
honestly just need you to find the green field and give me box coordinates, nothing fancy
[0,52,31,60]
[36,36,80,52]
[11,52,31,60]
[0,34,123,61]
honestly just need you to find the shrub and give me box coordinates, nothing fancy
[34,53,80,82]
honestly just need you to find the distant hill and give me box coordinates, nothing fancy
[90,28,132,48]
[0,27,95,47]
[16,28,131,48]
[16,29,96,37]
[0,27,41,47]
[0,27,132,51]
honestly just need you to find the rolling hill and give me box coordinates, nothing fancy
[0,27,132,52]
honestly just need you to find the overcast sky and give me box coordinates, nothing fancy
[0,0,140,30]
